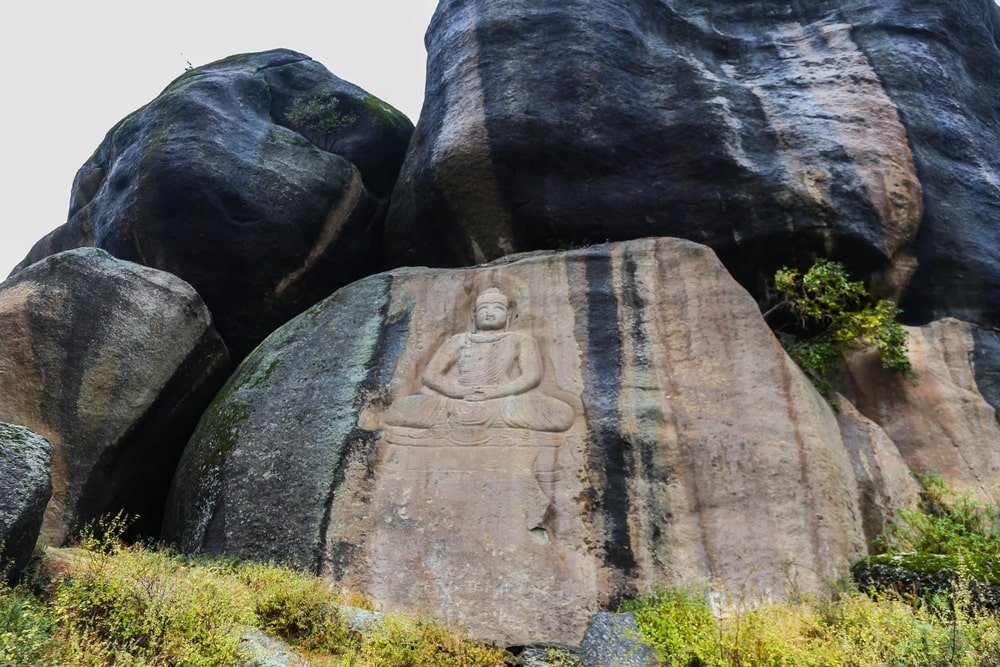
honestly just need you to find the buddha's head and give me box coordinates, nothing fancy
[474,287,510,331]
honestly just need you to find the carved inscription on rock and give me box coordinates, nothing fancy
[345,285,596,643]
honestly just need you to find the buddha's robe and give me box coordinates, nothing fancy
[384,331,574,432]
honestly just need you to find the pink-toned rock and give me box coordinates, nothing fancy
[832,394,920,543]
[0,248,229,544]
[167,237,909,644]
[841,318,1000,502]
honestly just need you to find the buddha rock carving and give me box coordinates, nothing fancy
[384,288,575,432]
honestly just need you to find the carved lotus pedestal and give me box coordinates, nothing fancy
[344,423,598,643]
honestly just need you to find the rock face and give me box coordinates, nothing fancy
[831,395,920,545]
[841,318,1000,503]
[0,248,230,544]
[15,49,414,359]
[577,612,656,667]
[0,424,52,582]
[165,237,909,644]
[386,0,1000,326]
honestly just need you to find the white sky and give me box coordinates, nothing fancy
[0,0,438,278]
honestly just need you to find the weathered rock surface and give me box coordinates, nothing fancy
[0,424,52,582]
[0,248,230,543]
[237,628,310,667]
[386,0,1000,326]
[832,395,920,544]
[576,612,655,667]
[841,318,1000,503]
[165,237,913,644]
[15,49,414,359]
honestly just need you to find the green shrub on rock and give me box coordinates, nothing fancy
[285,91,359,151]
[854,474,1000,606]
[765,259,912,393]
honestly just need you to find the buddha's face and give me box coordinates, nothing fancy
[475,302,508,331]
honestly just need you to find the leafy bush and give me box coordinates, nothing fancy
[50,532,252,665]
[0,515,509,666]
[876,474,1000,562]
[626,585,1000,666]
[766,260,911,393]
[621,586,721,665]
[354,615,512,666]
[234,560,351,653]
[285,91,359,151]
[0,583,54,666]
[855,474,1000,603]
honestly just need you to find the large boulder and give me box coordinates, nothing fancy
[165,237,913,644]
[0,248,230,543]
[0,423,52,582]
[15,49,414,359]
[385,0,1000,326]
[840,318,1000,503]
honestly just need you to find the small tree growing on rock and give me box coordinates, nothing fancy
[763,259,912,394]
[284,91,358,152]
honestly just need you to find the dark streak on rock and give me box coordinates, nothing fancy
[581,248,637,596]
[972,326,1000,427]
[315,275,410,573]
[76,325,230,542]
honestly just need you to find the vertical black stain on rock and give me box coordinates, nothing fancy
[581,248,637,591]
[972,326,1000,426]
[620,250,657,478]
[316,276,410,574]
[619,247,674,571]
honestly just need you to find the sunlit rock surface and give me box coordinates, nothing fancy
[841,318,1000,503]
[0,248,229,543]
[165,238,911,644]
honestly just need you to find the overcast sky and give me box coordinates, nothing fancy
[0,0,438,278]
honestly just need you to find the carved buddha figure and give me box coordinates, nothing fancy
[384,288,575,432]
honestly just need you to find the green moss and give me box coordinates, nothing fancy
[361,94,407,127]
[0,423,29,445]
[236,354,285,391]
[545,647,583,666]
[206,403,249,467]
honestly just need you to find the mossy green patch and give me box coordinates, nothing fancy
[0,423,29,446]
[361,94,408,128]
[206,403,250,468]
[237,355,285,391]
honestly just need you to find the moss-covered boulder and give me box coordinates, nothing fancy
[14,49,414,359]
[853,554,1000,609]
